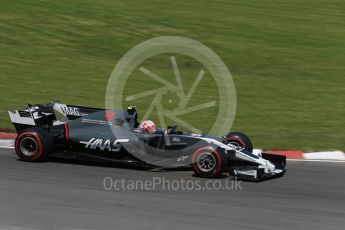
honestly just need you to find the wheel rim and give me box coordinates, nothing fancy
[196,152,216,172]
[20,137,38,157]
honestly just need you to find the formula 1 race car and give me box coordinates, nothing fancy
[8,102,286,181]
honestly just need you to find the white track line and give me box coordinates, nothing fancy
[287,159,345,163]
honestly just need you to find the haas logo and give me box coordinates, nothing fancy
[61,106,80,116]
[80,138,129,152]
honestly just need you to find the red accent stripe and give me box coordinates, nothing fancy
[64,123,70,143]
[264,150,304,159]
[0,132,17,139]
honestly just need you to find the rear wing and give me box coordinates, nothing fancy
[8,102,103,133]
[8,103,56,132]
[8,102,139,133]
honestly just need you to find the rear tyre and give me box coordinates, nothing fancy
[15,127,52,162]
[225,132,253,153]
[192,146,226,178]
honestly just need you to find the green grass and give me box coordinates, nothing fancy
[1,0,345,150]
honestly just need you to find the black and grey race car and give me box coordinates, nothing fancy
[8,102,286,181]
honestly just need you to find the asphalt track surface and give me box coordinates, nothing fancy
[0,148,344,230]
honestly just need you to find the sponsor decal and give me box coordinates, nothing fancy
[173,137,180,142]
[32,112,42,119]
[61,106,80,116]
[177,156,189,162]
[80,138,130,152]
[81,118,112,126]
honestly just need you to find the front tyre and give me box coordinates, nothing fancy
[192,146,226,178]
[15,128,52,162]
[225,132,253,153]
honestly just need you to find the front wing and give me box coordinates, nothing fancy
[229,153,286,181]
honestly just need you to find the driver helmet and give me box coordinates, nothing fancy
[139,120,157,133]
